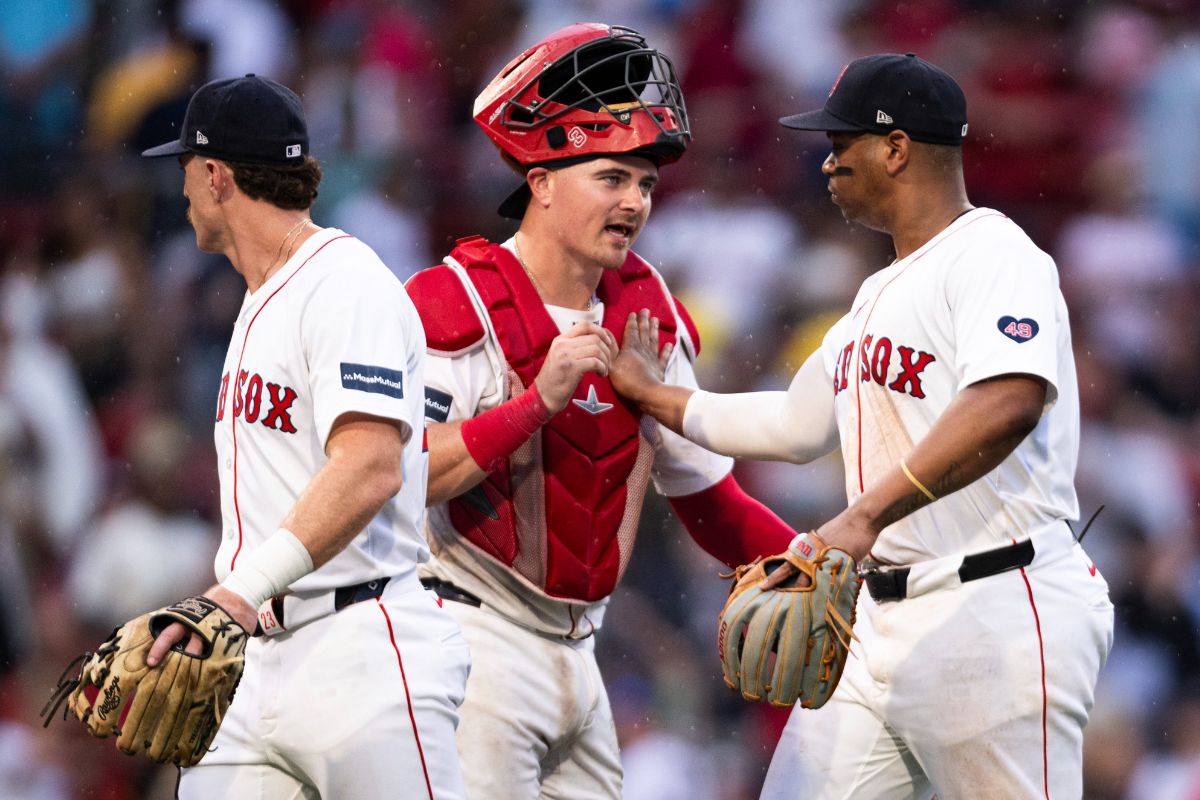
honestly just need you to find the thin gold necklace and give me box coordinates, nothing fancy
[267,218,310,279]
[513,233,595,311]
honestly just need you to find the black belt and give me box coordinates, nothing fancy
[334,576,391,611]
[254,577,391,635]
[862,538,1036,602]
[420,577,482,608]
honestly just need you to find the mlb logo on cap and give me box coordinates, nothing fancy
[286,144,302,158]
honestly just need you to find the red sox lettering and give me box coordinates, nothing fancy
[215,370,299,433]
[832,334,937,399]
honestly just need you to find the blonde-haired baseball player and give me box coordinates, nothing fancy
[142,74,469,798]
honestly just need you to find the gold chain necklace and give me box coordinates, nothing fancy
[266,218,310,279]
[513,233,594,311]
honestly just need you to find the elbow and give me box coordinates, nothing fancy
[360,454,404,508]
[998,384,1046,443]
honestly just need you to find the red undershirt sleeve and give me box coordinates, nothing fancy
[668,473,797,568]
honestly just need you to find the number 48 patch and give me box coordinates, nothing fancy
[997,315,1039,343]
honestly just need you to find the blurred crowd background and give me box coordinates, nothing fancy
[1,0,1198,797]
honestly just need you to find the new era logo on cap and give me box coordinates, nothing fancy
[876,110,893,124]
[196,130,209,145]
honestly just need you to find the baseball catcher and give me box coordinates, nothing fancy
[41,596,247,767]
[718,532,860,708]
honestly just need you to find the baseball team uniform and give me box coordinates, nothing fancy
[179,227,470,799]
[405,235,734,799]
[756,209,1114,798]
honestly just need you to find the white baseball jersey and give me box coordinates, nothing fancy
[421,240,733,636]
[818,207,1080,564]
[763,207,1112,799]
[212,227,430,589]
[187,226,469,800]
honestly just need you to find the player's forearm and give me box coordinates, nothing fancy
[849,375,1047,537]
[682,353,839,462]
[426,420,488,505]
[628,381,693,435]
[426,385,555,506]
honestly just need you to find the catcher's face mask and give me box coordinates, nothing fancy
[475,23,690,219]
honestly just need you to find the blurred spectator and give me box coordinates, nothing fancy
[67,414,215,631]
[330,154,434,279]
[1137,21,1200,260]
[0,0,92,194]
[611,673,718,800]
[1056,150,1189,373]
[180,0,294,81]
[1126,694,1200,800]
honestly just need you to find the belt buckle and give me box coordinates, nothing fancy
[856,558,886,579]
[858,560,908,602]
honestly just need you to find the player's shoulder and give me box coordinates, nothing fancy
[630,253,703,359]
[405,261,488,356]
[301,229,401,286]
[958,209,1049,257]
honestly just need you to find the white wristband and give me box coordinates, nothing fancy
[220,528,314,609]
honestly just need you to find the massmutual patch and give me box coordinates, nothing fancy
[341,363,404,398]
[424,387,453,422]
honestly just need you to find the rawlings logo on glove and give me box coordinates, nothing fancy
[718,532,861,708]
[41,596,247,767]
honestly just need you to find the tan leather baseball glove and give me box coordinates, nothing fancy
[42,596,248,767]
[718,532,861,708]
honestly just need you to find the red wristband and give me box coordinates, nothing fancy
[461,384,553,472]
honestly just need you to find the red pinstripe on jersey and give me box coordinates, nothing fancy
[228,235,353,571]
[376,597,435,799]
[850,213,1006,493]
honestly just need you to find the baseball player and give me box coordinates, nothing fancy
[403,24,796,799]
[611,54,1114,798]
[141,75,469,798]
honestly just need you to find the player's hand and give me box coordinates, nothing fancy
[534,322,619,413]
[759,559,803,590]
[146,585,258,666]
[611,310,672,405]
[813,509,879,564]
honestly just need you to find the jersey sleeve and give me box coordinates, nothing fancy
[650,348,735,497]
[423,346,501,424]
[945,227,1063,405]
[300,255,422,447]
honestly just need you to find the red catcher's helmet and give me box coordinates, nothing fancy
[475,23,690,216]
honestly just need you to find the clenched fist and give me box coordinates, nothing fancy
[534,322,619,413]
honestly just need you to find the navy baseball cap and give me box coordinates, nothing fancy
[142,74,309,164]
[780,53,968,146]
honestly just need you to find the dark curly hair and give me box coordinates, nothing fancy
[229,156,322,210]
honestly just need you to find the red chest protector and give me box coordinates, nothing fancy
[409,235,684,602]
